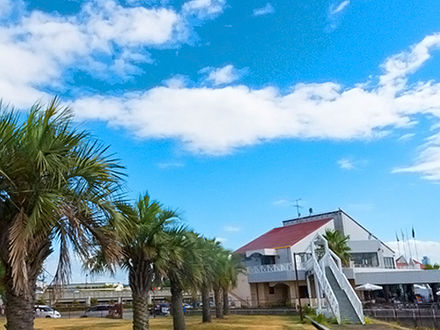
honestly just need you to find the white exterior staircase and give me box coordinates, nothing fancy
[305,234,364,324]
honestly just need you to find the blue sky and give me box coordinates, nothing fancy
[2,0,440,282]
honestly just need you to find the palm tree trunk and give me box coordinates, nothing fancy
[129,264,153,330]
[201,285,211,323]
[222,287,229,315]
[4,272,35,330]
[132,293,150,330]
[214,287,223,318]
[170,278,185,330]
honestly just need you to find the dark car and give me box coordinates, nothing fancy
[152,303,170,316]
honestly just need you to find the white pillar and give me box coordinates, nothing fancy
[314,275,322,311]
[306,275,313,307]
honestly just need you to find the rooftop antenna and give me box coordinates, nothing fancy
[294,198,302,218]
[309,208,313,216]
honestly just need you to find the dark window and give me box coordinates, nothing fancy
[352,253,379,267]
[261,256,276,265]
[298,286,308,298]
[269,287,275,294]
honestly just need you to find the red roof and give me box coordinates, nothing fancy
[235,218,332,254]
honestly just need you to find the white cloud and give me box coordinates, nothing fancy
[398,133,415,141]
[4,5,440,180]
[164,75,188,88]
[327,1,350,31]
[68,33,440,173]
[387,240,440,264]
[71,77,412,154]
[202,64,241,86]
[253,3,275,17]
[393,135,440,180]
[380,33,440,93]
[0,0,219,107]
[330,1,350,15]
[338,158,355,170]
[182,0,226,19]
[224,225,240,232]
[84,1,184,47]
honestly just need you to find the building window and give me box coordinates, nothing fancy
[351,252,379,267]
[261,256,276,265]
[269,287,275,294]
[383,257,395,269]
[299,286,308,298]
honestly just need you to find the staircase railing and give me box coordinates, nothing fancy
[247,262,294,274]
[310,240,341,324]
[307,234,364,325]
[229,289,251,307]
[326,249,365,324]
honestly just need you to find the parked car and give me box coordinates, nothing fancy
[81,305,111,318]
[152,303,170,316]
[197,301,214,308]
[182,303,193,310]
[34,305,61,318]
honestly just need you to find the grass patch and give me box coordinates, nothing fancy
[0,315,314,330]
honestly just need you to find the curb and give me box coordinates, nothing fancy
[305,315,331,330]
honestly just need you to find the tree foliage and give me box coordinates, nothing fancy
[0,99,124,329]
[323,229,352,266]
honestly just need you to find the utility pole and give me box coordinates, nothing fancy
[293,252,303,321]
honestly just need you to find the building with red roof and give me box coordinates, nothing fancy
[230,209,440,315]
[235,218,332,254]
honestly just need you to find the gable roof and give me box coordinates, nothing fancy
[283,209,395,254]
[235,218,332,254]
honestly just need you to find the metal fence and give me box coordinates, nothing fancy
[365,306,440,329]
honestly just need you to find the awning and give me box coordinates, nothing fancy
[355,283,383,291]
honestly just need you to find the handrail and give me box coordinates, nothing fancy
[247,262,294,274]
[306,233,365,325]
[310,242,341,324]
[325,253,365,324]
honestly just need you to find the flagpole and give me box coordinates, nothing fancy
[412,227,419,261]
[401,229,408,259]
[406,228,413,261]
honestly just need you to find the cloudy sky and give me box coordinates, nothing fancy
[3,0,440,282]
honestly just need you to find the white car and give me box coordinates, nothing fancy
[35,305,61,318]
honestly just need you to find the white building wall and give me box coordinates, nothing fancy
[340,212,395,267]
[290,220,335,253]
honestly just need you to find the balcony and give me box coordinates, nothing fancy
[247,262,306,283]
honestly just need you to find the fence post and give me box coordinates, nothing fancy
[413,310,417,327]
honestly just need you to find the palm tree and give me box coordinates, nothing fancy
[0,261,5,299]
[116,193,178,330]
[323,229,351,266]
[212,248,229,319]
[165,229,202,330]
[196,237,220,323]
[0,100,123,329]
[211,247,245,318]
[220,253,244,315]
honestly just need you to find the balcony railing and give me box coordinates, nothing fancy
[247,262,294,274]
